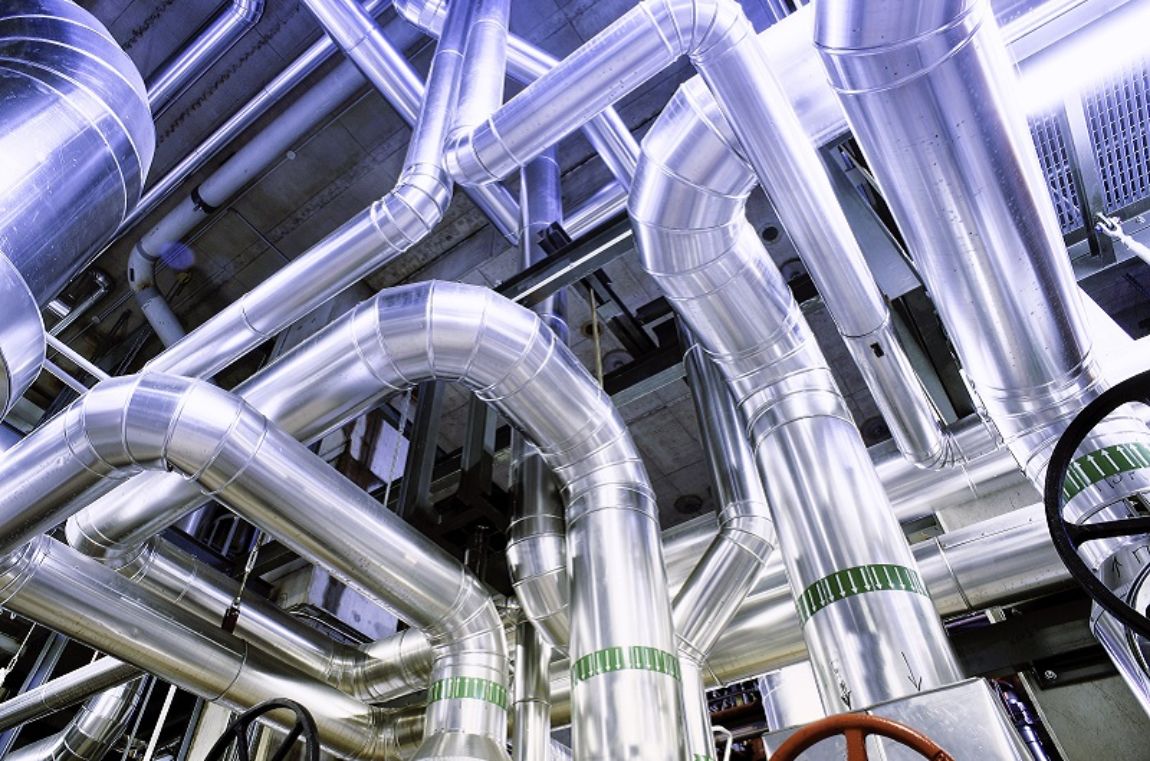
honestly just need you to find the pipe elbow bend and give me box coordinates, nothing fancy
[370,167,453,252]
[445,126,504,187]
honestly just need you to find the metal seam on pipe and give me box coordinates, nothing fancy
[133,0,470,382]
[55,279,679,760]
[813,0,1150,706]
[673,334,777,761]
[0,659,142,733]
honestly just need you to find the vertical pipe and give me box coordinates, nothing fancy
[513,622,553,761]
[674,331,776,761]
[632,77,961,710]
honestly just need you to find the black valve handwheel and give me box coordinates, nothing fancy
[1044,369,1150,640]
[202,698,319,761]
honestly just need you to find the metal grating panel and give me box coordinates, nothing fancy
[1085,59,1150,213]
[1030,111,1084,234]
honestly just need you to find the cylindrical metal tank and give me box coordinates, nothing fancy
[0,0,154,414]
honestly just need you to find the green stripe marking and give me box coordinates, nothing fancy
[427,677,508,709]
[693,756,716,761]
[1061,443,1150,503]
[796,564,928,625]
[571,646,681,683]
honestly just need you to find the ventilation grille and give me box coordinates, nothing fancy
[1084,59,1150,214]
[1030,112,1083,234]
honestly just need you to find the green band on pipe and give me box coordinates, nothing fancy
[427,676,508,709]
[796,563,928,625]
[571,645,681,683]
[1061,442,1150,502]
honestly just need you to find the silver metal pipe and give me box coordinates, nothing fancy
[0,659,142,733]
[506,150,571,657]
[145,0,264,115]
[393,0,641,187]
[0,537,394,760]
[630,58,960,709]
[813,0,1150,563]
[134,0,480,381]
[0,0,154,415]
[547,503,1068,724]
[111,536,430,704]
[61,281,681,761]
[0,373,509,761]
[674,334,776,760]
[512,622,552,761]
[300,0,519,237]
[7,678,145,761]
[128,57,370,346]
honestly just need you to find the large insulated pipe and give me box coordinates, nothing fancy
[145,0,264,115]
[0,374,510,761]
[674,335,776,760]
[110,536,433,703]
[0,660,142,733]
[58,281,682,761]
[631,80,960,709]
[814,0,1150,536]
[0,537,395,760]
[815,0,1150,705]
[509,151,565,760]
[6,678,145,761]
[300,0,518,237]
[0,0,154,415]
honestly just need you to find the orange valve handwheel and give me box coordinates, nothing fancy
[769,713,955,761]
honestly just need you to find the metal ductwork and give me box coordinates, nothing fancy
[814,0,1150,703]
[0,0,153,416]
[15,279,680,761]
[0,372,510,761]
[673,334,776,759]
[5,677,145,761]
[0,536,396,759]
[630,70,960,710]
[2,0,1150,757]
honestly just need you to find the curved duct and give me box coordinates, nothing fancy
[0,0,153,415]
[7,678,145,761]
[507,150,571,653]
[145,0,264,115]
[11,280,680,760]
[814,0,1150,701]
[630,80,960,709]
[393,0,640,187]
[129,0,488,381]
[0,373,510,761]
